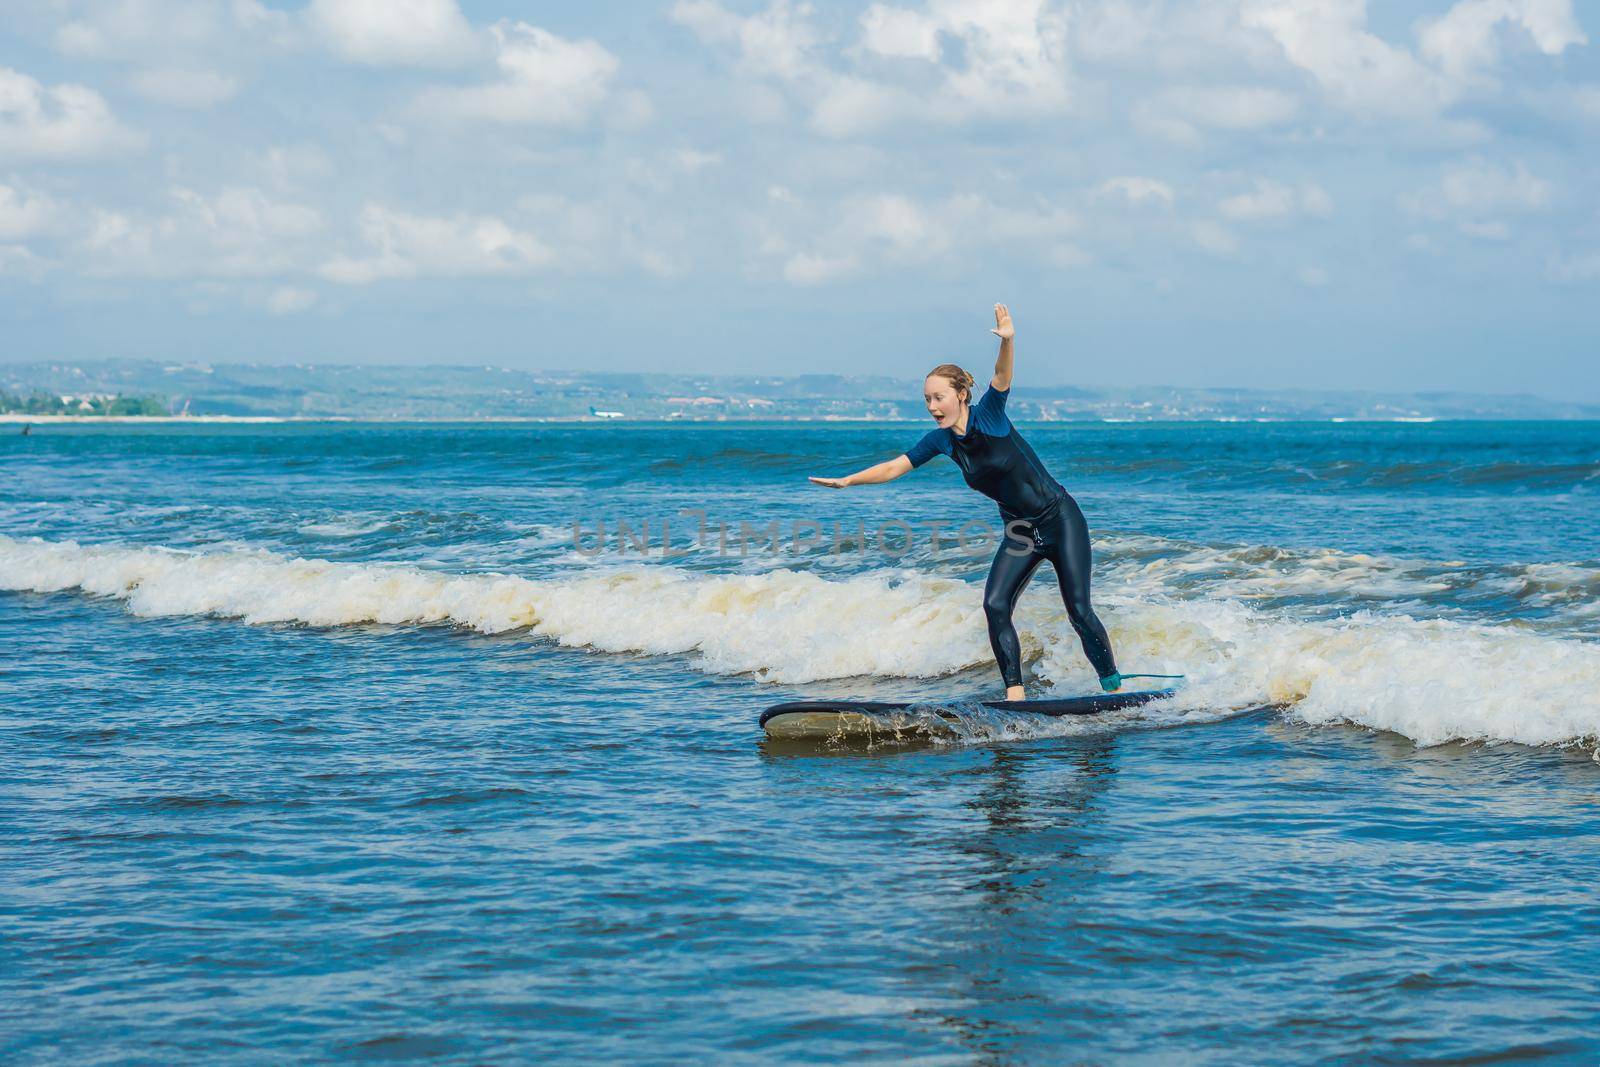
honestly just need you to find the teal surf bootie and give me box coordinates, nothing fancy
[1100,672,1187,693]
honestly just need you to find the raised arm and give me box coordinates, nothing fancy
[808,454,914,489]
[990,302,1014,390]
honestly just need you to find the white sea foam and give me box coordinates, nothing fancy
[298,517,395,538]
[1098,534,1458,602]
[0,535,989,682]
[1095,533,1600,634]
[4,535,1598,749]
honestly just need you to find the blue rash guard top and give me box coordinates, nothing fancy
[904,384,1069,523]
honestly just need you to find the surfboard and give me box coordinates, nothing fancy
[760,688,1178,742]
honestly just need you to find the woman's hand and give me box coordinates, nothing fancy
[810,458,910,488]
[990,302,1015,390]
[991,303,1014,340]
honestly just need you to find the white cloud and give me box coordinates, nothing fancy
[672,0,820,82]
[320,204,554,284]
[54,21,107,59]
[860,193,943,256]
[82,209,146,259]
[262,144,335,190]
[676,0,1586,142]
[514,191,687,277]
[768,190,1081,283]
[129,68,239,108]
[1419,0,1586,83]
[79,185,324,278]
[677,0,1071,134]
[1549,251,1600,282]
[1218,179,1335,221]
[0,67,144,160]
[887,0,1072,116]
[673,149,723,173]
[1301,184,1335,216]
[1298,265,1330,287]
[234,0,290,33]
[0,184,61,240]
[1136,83,1300,143]
[1097,176,1176,208]
[1241,0,1585,120]
[178,185,322,239]
[307,0,482,67]
[53,0,292,66]
[810,76,922,136]
[0,242,49,279]
[1071,0,1153,62]
[1159,85,1300,130]
[1191,220,1239,255]
[1443,161,1550,211]
[6,0,1597,337]
[783,250,859,284]
[267,286,318,314]
[58,1,231,60]
[859,4,943,61]
[1401,159,1551,242]
[1412,158,1552,215]
[413,22,619,126]
[1240,0,1446,116]
[1218,180,1294,221]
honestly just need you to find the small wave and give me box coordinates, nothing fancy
[135,793,251,811]
[4,535,1598,749]
[1094,533,1600,632]
[402,787,533,808]
[647,446,814,474]
[1066,457,1600,491]
[1100,536,1454,602]
[1059,598,1600,749]
[298,518,397,539]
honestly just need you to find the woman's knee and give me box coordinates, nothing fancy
[983,587,1014,620]
[1063,592,1096,626]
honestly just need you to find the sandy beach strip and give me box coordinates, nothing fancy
[0,414,301,424]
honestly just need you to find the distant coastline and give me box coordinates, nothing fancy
[1,413,297,424]
[4,359,1596,422]
[14,413,1593,427]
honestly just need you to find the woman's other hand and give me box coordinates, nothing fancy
[808,476,850,488]
[991,303,1014,340]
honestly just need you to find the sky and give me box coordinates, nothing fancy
[0,0,1597,398]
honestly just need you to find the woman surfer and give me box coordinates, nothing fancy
[808,304,1121,701]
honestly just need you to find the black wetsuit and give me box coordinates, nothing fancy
[906,385,1117,688]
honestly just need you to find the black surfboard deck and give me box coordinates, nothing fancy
[760,688,1178,741]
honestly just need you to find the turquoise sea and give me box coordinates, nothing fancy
[4,419,1600,1063]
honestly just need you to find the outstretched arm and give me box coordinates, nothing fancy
[809,454,914,489]
[990,302,1014,390]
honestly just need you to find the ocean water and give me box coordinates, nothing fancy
[4,419,1599,1063]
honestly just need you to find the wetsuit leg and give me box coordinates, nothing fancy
[1041,497,1118,679]
[983,529,1046,688]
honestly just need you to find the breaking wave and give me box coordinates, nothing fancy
[3,534,1598,749]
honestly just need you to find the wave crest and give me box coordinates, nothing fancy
[4,535,1598,749]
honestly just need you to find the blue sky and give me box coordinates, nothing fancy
[1,1,1596,397]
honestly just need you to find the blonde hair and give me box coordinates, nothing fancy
[925,363,976,404]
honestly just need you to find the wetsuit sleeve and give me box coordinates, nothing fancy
[972,385,1012,436]
[904,429,951,469]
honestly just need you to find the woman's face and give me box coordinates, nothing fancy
[924,375,967,429]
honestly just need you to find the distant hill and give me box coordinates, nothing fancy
[2,360,1594,421]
